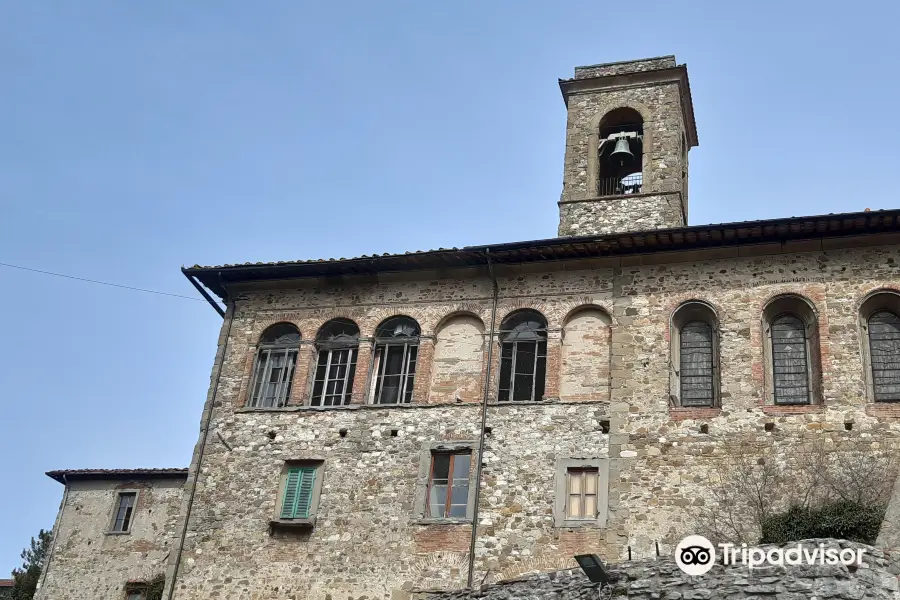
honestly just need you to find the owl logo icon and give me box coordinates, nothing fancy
[674,535,716,575]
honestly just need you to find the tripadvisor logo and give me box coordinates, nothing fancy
[675,535,716,575]
[674,535,866,575]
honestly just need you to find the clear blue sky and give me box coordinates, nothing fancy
[2,0,899,573]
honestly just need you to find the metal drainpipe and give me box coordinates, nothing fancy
[167,275,233,600]
[466,248,499,589]
[38,473,68,593]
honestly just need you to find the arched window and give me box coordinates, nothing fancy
[371,316,420,404]
[770,314,809,404]
[763,295,821,405]
[868,311,900,401]
[311,319,359,407]
[498,310,547,402]
[248,323,301,408]
[860,291,900,403]
[670,302,719,407]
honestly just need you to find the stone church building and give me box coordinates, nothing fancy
[35,56,900,600]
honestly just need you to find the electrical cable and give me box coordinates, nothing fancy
[0,261,204,302]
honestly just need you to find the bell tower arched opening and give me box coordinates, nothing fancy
[597,107,643,197]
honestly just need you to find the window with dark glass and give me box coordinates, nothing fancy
[372,317,420,404]
[426,452,471,519]
[311,319,359,406]
[248,323,301,408]
[498,311,547,402]
[111,492,136,533]
[679,321,714,406]
[771,314,810,404]
[869,310,900,402]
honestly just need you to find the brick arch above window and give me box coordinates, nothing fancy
[248,315,304,343]
[496,303,552,330]
[560,302,613,328]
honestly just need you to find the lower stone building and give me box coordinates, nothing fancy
[34,469,186,600]
[33,56,900,599]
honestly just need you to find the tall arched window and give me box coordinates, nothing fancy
[762,295,821,405]
[868,311,900,401]
[311,319,359,407]
[860,291,900,403]
[770,314,810,404]
[670,302,719,407]
[371,316,420,404]
[498,310,547,402]
[248,323,301,408]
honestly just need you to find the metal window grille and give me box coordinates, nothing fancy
[771,314,810,404]
[869,310,900,402]
[598,172,642,197]
[280,466,317,519]
[311,347,358,406]
[249,348,298,408]
[112,492,136,532]
[679,321,715,407]
[426,453,470,519]
[565,468,599,520]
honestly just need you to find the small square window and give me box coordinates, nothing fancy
[271,461,324,529]
[110,492,137,533]
[125,590,145,600]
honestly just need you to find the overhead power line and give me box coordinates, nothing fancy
[0,261,204,302]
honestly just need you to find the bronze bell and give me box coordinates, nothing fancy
[609,137,634,166]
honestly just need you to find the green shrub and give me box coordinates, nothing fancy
[760,500,886,545]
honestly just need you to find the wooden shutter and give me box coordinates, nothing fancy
[280,467,317,519]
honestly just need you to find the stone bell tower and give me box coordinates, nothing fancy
[557,56,699,237]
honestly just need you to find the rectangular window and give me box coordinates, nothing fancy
[426,452,471,519]
[498,340,547,402]
[111,492,136,533]
[311,348,358,406]
[275,461,323,526]
[372,343,418,404]
[249,348,298,408]
[126,590,145,600]
[565,468,599,520]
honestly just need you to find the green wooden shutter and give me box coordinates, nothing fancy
[280,467,317,519]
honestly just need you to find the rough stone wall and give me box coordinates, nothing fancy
[421,540,900,599]
[165,240,900,600]
[574,56,676,79]
[558,192,683,237]
[35,477,184,600]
